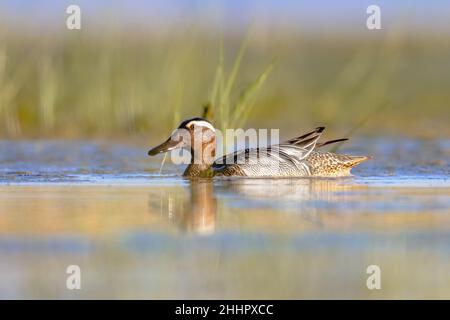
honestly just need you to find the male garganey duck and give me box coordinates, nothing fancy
[148,117,369,178]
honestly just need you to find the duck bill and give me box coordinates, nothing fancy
[148,137,182,156]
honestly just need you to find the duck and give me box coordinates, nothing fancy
[148,117,370,178]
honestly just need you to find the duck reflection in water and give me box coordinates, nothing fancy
[216,177,361,203]
[184,179,217,234]
[151,177,367,234]
[152,179,217,235]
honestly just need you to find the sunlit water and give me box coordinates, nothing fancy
[0,138,449,299]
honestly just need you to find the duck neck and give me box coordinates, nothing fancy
[183,141,216,178]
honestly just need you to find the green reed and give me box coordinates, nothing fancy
[0,26,448,139]
[208,32,274,134]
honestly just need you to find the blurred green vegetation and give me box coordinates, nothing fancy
[0,25,449,139]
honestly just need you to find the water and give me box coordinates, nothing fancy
[0,138,449,299]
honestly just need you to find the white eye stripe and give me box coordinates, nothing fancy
[186,120,215,132]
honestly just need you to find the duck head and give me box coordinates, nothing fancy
[148,117,216,165]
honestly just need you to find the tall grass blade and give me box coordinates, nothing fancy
[233,62,275,128]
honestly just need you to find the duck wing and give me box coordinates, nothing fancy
[286,127,349,149]
[284,126,325,148]
[315,138,348,148]
[212,128,323,173]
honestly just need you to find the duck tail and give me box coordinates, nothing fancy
[345,155,372,168]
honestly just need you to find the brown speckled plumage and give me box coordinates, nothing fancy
[183,164,215,178]
[304,152,369,177]
[211,164,247,177]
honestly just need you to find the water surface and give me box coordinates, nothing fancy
[0,138,449,299]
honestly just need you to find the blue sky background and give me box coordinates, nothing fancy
[1,1,449,33]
